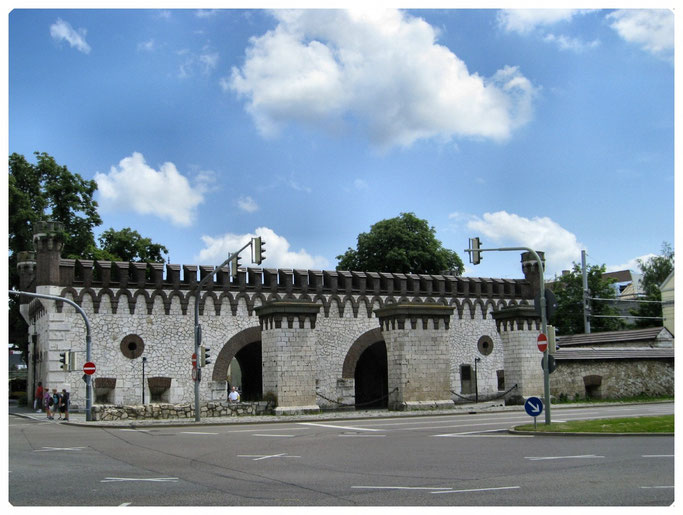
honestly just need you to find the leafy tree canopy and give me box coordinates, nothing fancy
[97,227,169,263]
[8,151,168,356]
[631,242,674,328]
[550,263,624,336]
[336,212,464,275]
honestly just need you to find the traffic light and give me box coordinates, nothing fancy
[200,345,211,366]
[230,254,241,281]
[59,351,71,371]
[252,236,266,265]
[548,325,557,355]
[469,237,482,265]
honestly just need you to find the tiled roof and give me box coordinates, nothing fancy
[556,327,668,347]
[555,347,673,360]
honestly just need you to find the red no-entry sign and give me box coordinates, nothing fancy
[537,333,548,353]
[83,362,96,375]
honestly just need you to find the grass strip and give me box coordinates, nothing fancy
[515,415,673,433]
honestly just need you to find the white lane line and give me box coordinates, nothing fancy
[642,455,674,458]
[352,486,453,491]
[120,429,151,433]
[434,429,533,438]
[339,434,386,438]
[432,486,521,495]
[227,427,307,433]
[238,453,301,461]
[35,447,87,452]
[252,434,295,437]
[119,503,132,506]
[101,477,179,483]
[180,431,219,435]
[299,422,382,432]
[641,486,674,489]
[525,454,604,461]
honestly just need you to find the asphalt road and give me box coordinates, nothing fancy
[9,403,674,506]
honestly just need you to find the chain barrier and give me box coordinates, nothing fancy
[450,383,518,403]
[316,387,399,409]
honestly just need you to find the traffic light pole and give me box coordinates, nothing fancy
[464,245,551,425]
[8,289,94,422]
[192,239,258,422]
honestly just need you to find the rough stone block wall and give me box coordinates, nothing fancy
[550,359,674,399]
[499,327,544,400]
[261,320,318,408]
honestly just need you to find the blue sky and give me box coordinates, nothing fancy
[7,6,676,280]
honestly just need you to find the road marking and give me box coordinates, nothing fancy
[120,429,151,433]
[238,453,301,461]
[227,427,307,433]
[640,486,674,489]
[642,455,674,458]
[35,447,87,452]
[299,422,382,432]
[339,434,386,438]
[252,434,295,437]
[352,486,453,491]
[180,431,219,435]
[101,477,179,483]
[525,454,604,461]
[434,429,533,438]
[432,486,521,495]
[119,503,132,506]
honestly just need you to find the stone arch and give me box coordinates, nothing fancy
[342,327,384,379]
[212,326,262,381]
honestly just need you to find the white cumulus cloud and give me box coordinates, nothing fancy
[607,9,674,59]
[237,196,259,213]
[50,18,91,54]
[196,227,329,270]
[95,152,206,227]
[497,9,581,35]
[228,9,538,149]
[465,211,583,276]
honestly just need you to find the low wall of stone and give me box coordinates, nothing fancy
[550,359,674,400]
[91,401,273,421]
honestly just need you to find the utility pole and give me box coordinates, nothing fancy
[582,250,591,334]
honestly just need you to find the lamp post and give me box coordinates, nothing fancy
[474,357,481,403]
[142,356,147,404]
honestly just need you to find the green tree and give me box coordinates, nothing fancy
[631,242,674,328]
[9,152,168,362]
[336,212,464,274]
[550,263,624,335]
[97,227,169,262]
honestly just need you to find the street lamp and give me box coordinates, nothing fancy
[142,356,147,404]
[474,357,481,403]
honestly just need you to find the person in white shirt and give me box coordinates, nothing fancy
[228,386,240,402]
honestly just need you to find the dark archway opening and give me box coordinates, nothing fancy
[354,341,388,408]
[234,341,262,402]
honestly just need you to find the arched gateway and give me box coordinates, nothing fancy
[19,221,560,415]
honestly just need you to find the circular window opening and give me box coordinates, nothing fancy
[121,334,144,359]
[477,335,494,356]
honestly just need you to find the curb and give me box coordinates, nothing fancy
[508,429,673,437]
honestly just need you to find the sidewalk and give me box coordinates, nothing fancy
[10,399,523,428]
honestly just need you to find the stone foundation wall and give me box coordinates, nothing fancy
[551,359,674,399]
[90,401,272,421]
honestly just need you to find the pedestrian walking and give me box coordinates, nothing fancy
[44,388,53,420]
[52,389,62,420]
[35,382,44,412]
[60,388,70,421]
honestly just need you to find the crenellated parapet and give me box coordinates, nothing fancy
[36,258,533,317]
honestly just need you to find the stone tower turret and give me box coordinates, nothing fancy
[33,221,65,286]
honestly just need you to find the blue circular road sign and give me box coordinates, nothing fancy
[524,396,544,417]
